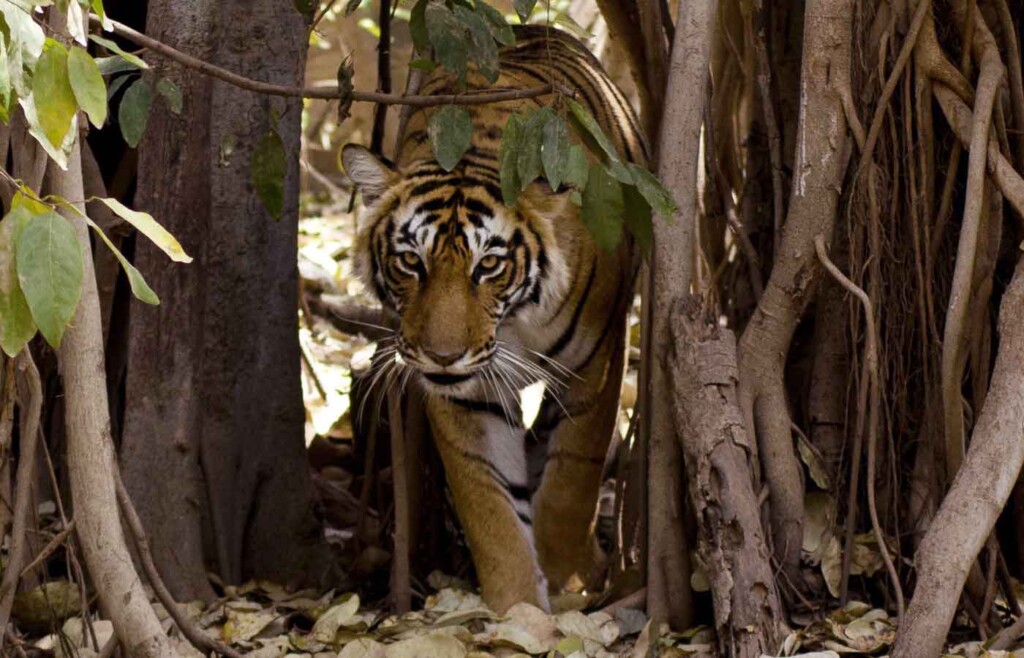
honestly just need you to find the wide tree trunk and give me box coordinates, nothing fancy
[120,0,333,600]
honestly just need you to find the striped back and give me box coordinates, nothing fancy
[397,25,648,172]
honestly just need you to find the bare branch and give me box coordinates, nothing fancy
[89,14,557,107]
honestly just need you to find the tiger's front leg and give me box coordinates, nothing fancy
[425,394,550,613]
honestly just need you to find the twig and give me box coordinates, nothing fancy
[19,519,77,578]
[88,14,557,106]
[370,0,392,154]
[387,389,412,613]
[114,471,244,658]
[598,587,647,616]
[0,351,43,649]
[815,235,905,620]
[311,0,343,32]
[856,0,930,170]
[752,0,785,258]
[0,359,14,533]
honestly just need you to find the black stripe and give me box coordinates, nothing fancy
[516,510,533,526]
[547,258,597,357]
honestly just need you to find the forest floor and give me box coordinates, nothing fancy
[4,195,1012,658]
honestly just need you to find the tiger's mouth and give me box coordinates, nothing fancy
[422,372,475,386]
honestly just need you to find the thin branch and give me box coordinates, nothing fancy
[88,14,558,106]
[815,235,905,621]
[19,519,76,578]
[370,0,392,153]
[0,351,42,648]
[387,389,412,614]
[114,471,244,658]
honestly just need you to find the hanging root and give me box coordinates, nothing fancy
[815,236,905,620]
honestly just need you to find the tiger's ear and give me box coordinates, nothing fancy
[341,144,396,204]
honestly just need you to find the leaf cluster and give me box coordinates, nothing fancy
[0,0,190,355]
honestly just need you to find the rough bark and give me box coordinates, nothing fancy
[56,137,178,658]
[642,0,718,629]
[121,0,332,600]
[671,299,783,658]
[737,0,852,589]
[892,256,1024,658]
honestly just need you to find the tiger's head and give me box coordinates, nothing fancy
[342,144,571,391]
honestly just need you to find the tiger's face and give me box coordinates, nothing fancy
[342,144,570,391]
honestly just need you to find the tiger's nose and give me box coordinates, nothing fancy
[423,348,465,367]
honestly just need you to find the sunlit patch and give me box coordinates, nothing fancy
[350,343,378,371]
[519,380,546,429]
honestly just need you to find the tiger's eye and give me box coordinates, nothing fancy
[478,255,500,271]
[399,252,421,268]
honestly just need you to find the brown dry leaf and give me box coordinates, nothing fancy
[384,632,467,658]
[311,594,361,643]
[223,608,280,643]
[504,602,558,650]
[477,621,550,654]
[426,588,485,613]
[556,610,606,653]
[338,638,387,658]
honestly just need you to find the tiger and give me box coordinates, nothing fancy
[341,25,647,613]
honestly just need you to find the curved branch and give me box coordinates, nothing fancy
[89,15,557,106]
[815,236,905,620]
[940,40,1004,483]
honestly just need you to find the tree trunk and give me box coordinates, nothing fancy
[56,136,178,658]
[121,0,333,600]
[737,0,852,591]
[671,298,783,657]
[642,0,718,629]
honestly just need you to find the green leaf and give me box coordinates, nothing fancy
[517,109,549,189]
[0,208,37,356]
[95,55,140,76]
[89,34,148,69]
[98,197,193,263]
[16,211,83,348]
[628,163,678,219]
[453,4,499,83]
[427,105,472,172]
[0,2,44,96]
[623,183,652,252]
[475,1,515,46]
[251,129,287,220]
[33,40,77,148]
[581,164,624,251]
[513,0,538,21]
[68,46,108,128]
[541,113,571,190]
[564,144,588,189]
[0,33,11,124]
[92,0,113,31]
[86,216,159,305]
[566,98,620,165]
[118,77,151,147]
[106,73,133,100]
[409,0,429,54]
[156,78,182,114]
[499,113,524,206]
[409,58,436,72]
[425,2,468,81]
[343,0,363,15]
[19,93,75,168]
